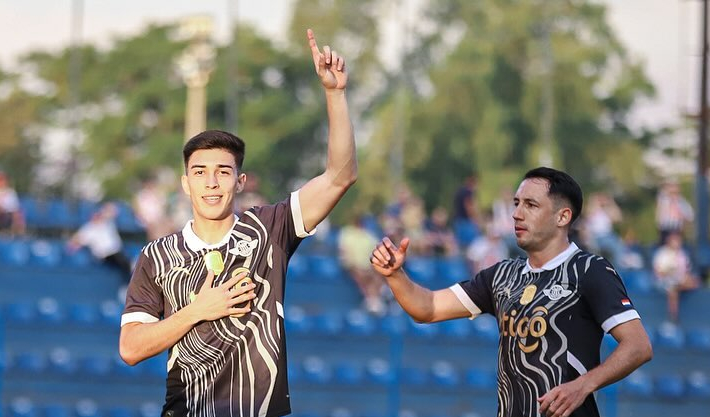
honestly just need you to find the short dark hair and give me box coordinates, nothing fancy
[183,130,245,171]
[523,167,583,223]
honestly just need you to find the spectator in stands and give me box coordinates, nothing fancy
[371,167,652,417]
[584,192,625,263]
[652,231,700,323]
[67,202,132,282]
[466,221,509,275]
[0,170,26,236]
[423,206,459,257]
[490,186,521,257]
[655,180,694,246]
[453,174,479,223]
[235,171,267,213]
[133,175,173,241]
[339,215,387,315]
[119,30,356,417]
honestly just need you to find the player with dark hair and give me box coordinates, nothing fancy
[371,167,652,417]
[119,29,356,417]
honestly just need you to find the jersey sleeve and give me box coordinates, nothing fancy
[581,257,641,333]
[449,265,497,318]
[250,190,315,256]
[121,250,163,326]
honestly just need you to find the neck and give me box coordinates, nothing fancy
[526,237,571,269]
[191,215,234,245]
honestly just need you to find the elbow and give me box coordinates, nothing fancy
[119,333,143,366]
[641,342,654,364]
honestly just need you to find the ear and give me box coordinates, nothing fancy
[235,172,247,193]
[557,207,572,227]
[181,174,190,196]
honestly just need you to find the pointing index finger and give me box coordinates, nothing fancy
[307,28,320,56]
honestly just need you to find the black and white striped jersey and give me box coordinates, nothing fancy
[451,243,640,417]
[122,192,313,417]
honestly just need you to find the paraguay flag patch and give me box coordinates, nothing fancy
[621,298,632,307]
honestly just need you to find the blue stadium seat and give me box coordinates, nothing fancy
[9,397,38,417]
[43,403,72,417]
[379,313,408,336]
[654,373,685,400]
[79,355,112,377]
[654,322,685,350]
[99,300,123,327]
[403,257,437,283]
[29,239,63,267]
[453,220,480,248]
[113,355,140,378]
[302,356,331,384]
[37,297,65,324]
[142,354,168,379]
[69,303,100,326]
[287,361,302,384]
[75,399,101,417]
[313,311,344,335]
[48,347,77,376]
[366,358,396,385]
[138,403,162,417]
[284,305,312,334]
[286,253,308,280]
[0,239,31,266]
[441,319,471,339]
[333,360,364,385]
[5,301,37,324]
[430,360,460,388]
[114,201,144,234]
[400,366,428,387]
[620,370,653,398]
[436,257,471,284]
[470,314,499,343]
[620,268,653,295]
[344,309,376,336]
[408,320,438,339]
[13,351,46,374]
[106,406,135,417]
[686,327,710,352]
[465,367,497,390]
[65,246,95,267]
[687,371,710,399]
[306,254,345,281]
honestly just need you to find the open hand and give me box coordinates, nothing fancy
[191,268,256,321]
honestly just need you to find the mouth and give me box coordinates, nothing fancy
[202,195,223,205]
[514,226,526,236]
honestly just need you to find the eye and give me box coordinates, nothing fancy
[193,170,204,175]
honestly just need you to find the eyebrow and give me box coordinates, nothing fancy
[189,164,235,170]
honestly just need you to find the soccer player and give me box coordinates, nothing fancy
[370,167,653,417]
[119,29,355,417]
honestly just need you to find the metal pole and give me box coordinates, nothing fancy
[67,0,83,199]
[696,0,709,270]
[226,0,239,133]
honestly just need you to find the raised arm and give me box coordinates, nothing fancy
[298,29,357,232]
[370,237,470,323]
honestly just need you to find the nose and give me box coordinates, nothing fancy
[206,172,219,189]
[512,204,523,221]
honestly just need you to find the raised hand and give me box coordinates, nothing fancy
[191,268,256,321]
[370,237,410,277]
[307,28,347,90]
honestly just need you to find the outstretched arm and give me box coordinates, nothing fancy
[537,319,653,417]
[299,29,357,232]
[370,237,470,323]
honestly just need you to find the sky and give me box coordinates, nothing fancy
[0,0,703,132]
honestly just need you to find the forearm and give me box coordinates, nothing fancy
[119,305,199,365]
[324,89,357,187]
[577,338,652,393]
[385,269,436,323]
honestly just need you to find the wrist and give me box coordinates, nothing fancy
[324,88,346,97]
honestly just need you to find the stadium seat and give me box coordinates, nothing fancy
[43,403,72,417]
[654,322,685,350]
[465,367,497,390]
[436,257,471,284]
[106,406,135,417]
[654,373,685,400]
[48,347,77,375]
[470,314,499,343]
[286,253,308,280]
[344,309,376,336]
[400,366,428,386]
[13,351,46,374]
[142,354,168,379]
[5,301,37,324]
[37,297,65,324]
[0,239,31,266]
[69,303,100,326]
[306,254,345,281]
[687,371,710,399]
[366,358,396,385]
[379,313,408,337]
[313,311,344,335]
[65,246,95,267]
[441,319,471,339]
[99,300,123,327]
[284,305,312,334]
[686,327,710,352]
[408,320,438,339]
[453,220,480,248]
[620,370,653,398]
[79,354,112,377]
[333,360,364,385]
[114,201,144,234]
[621,268,653,295]
[330,407,354,417]
[138,403,162,417]
[9,397,38,417]
[113,355,141,378]
[302,356,331,384]
[75,399,101,417]
[30,239,63,267]
[403,257,437,283]
[430,360,460,388]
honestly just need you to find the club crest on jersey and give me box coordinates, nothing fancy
[543,285,572,301]
[230,239,258,257]
[520,285,537,305]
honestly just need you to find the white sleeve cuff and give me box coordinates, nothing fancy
[291,190,316,238]
[601,309,641,333]
[450,284,483,319]
[121,311,160,327]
